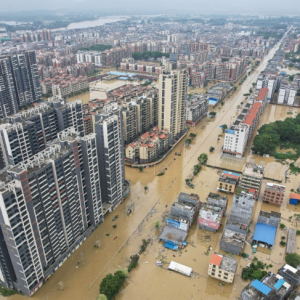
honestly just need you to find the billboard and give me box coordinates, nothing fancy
[198,218,220,230]
[167,218,188,232]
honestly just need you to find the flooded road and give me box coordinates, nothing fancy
[4,45,300,300]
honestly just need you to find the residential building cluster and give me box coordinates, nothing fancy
[41,74,89,98]
[0,97,127,296]
[186,93,208,126]
[222,88,268,157]
[158,192,201,250]
[0,51,42,118]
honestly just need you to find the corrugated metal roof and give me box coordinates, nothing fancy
[253,223,276,246]
[274,278,285,290]
[251,280,271,295]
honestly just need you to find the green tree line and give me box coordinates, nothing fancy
[132,51,170,60]
[79,44,112,52]
[253,114,300,155]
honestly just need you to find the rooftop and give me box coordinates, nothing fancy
[221,228,246,247]
[158,226,188,246]
[243,162,265,178]
[219,254,238,274]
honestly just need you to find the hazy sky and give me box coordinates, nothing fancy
[1,0,300,14]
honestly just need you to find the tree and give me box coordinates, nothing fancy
[252,133,279,154]
[209,147,215,152]
[249,88,253,93]
[155,221,160,229]
[221,124,228,133]
[138,166,144,172]
[221,101,225,106]
[144,186,148,191]
[285,253,300,268]
[289,63,294,68]
[189,133,197,139]
[252,82,256,88]
[97,295,108,300]
[185,139,192,145]
[209,111,217,117]
[99,270,127,300]
[198,153,208,164]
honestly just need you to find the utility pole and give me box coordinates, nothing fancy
[80,252,85,266]
[58,281,64,291]
[95,240,101,248]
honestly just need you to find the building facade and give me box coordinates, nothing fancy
[262,183,286,206]
[208,253,238,283]
[0,99,84,170]
[94,111,125,208]
[158,69,187,141]
[0,131,103,296]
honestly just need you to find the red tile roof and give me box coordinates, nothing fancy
[209,254,222,266]
[255,88,268,101]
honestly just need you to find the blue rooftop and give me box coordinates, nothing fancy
[274,278,285,290]
[209,99,218,106]
[251,280,271,295]
[253,223,277,246]
[223,171,240,177]
[225,129,235,134]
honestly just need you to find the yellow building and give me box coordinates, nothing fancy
[217,171,240,194]
[208,253,238,283]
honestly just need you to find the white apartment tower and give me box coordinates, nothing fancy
[158,69,187,141]
[222,124,250,158]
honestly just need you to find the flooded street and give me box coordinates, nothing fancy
[5,45,300,300]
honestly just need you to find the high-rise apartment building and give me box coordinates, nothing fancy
[158,69,187,141]
[121,90,159,144]
[0,131,103,296]
[0,99,84,170]
[0,57,19,118]
[95,110,125,208]
[0,51,42,118]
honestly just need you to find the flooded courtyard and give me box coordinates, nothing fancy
[5,45,300,300]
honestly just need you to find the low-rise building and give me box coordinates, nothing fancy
[207,192,228,216]
[240,162,265,194]
[263,183,286,206]
[278,264,300,287]
[252,211,281,252]
[217,171,240,194]
[229,187,255,226]
[208,253,238,283]
[220,221,247,255]
[198,203,223,232]
[167,192,201,231]
[241,272,294,300]
[125,128,171,165]
[186,94,208,126]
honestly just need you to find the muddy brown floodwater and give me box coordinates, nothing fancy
[4,45,300,300]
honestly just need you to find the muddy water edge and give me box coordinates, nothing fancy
[5,45,300,300]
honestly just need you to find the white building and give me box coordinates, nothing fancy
[208,253,238,283]
[256,74,278,100]
[222,124,249,158]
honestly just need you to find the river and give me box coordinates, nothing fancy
[52,17,126,31]
[4,41,300,300]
